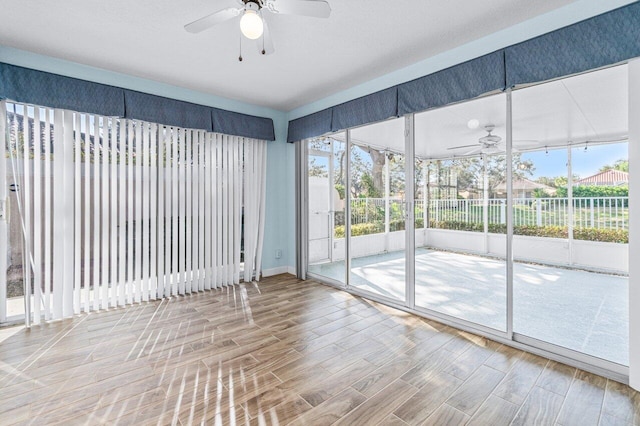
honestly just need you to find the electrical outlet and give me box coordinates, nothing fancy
[275,249,282,259]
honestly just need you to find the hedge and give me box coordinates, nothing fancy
[336,220,628,243]
[430,221,628,243]
[556,185,628,200]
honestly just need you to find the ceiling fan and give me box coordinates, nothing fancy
[184,0,331,60]
[447,124,539,156]
[448,124,505,156]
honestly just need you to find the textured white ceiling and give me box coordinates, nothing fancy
[0,0,577,111]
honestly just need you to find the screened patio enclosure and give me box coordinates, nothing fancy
[307,64,630,367]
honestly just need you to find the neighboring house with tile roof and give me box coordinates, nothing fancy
[575,169,628,186]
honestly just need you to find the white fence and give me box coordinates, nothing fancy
[350,197,628,230]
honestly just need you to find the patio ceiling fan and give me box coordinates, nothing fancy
[447,124,538,156]
[184,0,331,60]
[448,124,505,156]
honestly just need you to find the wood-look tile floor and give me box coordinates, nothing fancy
[1,274,639,425]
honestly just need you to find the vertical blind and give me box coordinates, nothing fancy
[2,100,267,324]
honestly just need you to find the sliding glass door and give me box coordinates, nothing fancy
[304,63,630,371]
[348,118,407,302]
[307,134,346,285]
[413,94,508,332]
[512,65,629,366]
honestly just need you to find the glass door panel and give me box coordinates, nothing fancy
[307,134,346,285]
[348,118,406,302]
[414,94,507,331]
[512,65,629,365]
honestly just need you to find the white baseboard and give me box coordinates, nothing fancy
[262,266,296,278]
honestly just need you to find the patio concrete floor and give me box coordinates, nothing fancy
[309,247,629,365]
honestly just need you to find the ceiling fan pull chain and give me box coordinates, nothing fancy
[239,32,243,61]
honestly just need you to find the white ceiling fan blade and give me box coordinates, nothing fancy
[447,144,478,151]
[463,146,484,156]
[266,0,331,18]
[184,7,242,33]
[257,16,275,55]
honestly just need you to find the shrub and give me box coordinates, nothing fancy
[556,185,628,201]
[574,228,628,243]
[334,223,383,238]
[428,220,627,243]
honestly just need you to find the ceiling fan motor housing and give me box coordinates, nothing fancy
[243,0,262,10]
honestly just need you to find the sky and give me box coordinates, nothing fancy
[521,142,628,180]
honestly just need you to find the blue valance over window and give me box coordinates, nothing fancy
[287,108,332,143]
[124,90,213,131]
[212,108,275,141]
[287,2,640,143]
[505,2,640,87]
[332,87,398,132]
[0,62,125,117]
[0,62,275,141]
[397,51,505,116]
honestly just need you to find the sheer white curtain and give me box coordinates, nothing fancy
[2,100,268,324]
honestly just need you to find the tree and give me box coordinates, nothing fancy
[599,159,628,173]
[429,154,535,198]
[308,157,328,178]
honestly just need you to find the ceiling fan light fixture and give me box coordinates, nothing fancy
[240,9,263,39]
[467,119,480,130]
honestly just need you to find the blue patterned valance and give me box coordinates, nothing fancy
[287,108,333,143]
[287,2,640,143]
[212,108,275,141]
[0,62,124,117]
[397,51,505,116]
[505,2,640,87]
[0,62,275,141]
[124,90,213,131]
[332,87,398,132]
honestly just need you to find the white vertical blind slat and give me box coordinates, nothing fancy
[73,113,81,314]
[197,132,205,291]
[52,109,64,319]
[118,121,126,306]
[255,141,268,279]
[222,136,228,286]
[24,107,32,321]
[126,121,135,305]
[179,128,186,295]
[142,123,150,302]
[92,116,101,311]
[110,120,118,308]
[243,142,254,283]
[32,110,41,324]
[204,135,213,290]
[82,114,90,312]
[149,124,158,300]
[100,116,110,309]
[171,128,179,296]
[134,122,143,303]
[234,139,242,284]
[44,110,53,318]
[185,130,193,293]
[62,111,75,316]
[157,128,165,299]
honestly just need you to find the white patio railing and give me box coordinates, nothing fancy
[349,197,628,230]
